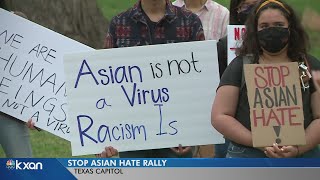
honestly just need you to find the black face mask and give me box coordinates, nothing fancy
[237,5,255,24]
[257,27,289,53]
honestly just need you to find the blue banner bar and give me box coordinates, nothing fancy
[1,158,320,179]
[57,158,320,168]
[0,158,76,180]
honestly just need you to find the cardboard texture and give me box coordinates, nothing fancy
[244,62,306,147]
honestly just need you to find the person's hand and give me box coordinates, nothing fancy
[312,71,320,93]
[170,144,192,156]
[256,146,282,158]
[26,118,36,130]
[26,118,35,129]
[278,146,300,158]
[264,143,299,158]
[264,144,284,158]
[26,118,41,131]
[96,146,118,158]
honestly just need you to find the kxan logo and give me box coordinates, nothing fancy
[6,159,43,170]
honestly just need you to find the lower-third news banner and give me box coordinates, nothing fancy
[1,158,320,180]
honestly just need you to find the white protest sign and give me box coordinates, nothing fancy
[64,40,224,156]
[227,25,246,64]
[0,8,93,140]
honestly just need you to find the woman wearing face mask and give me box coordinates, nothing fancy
[214,0,260,158]
[212,0,320,158]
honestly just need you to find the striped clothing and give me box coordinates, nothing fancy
[173,0,229,40]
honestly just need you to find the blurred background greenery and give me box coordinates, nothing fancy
[1,0,319,158]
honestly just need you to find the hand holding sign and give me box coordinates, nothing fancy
[279,145,300,157]
[26,118,36,130]
[64,40,224,156]
[97,146,118,158]
[264,143,299,158]
[244,62,306,147]
[0,8,93,140]
[26,118,42,131]
[170,145,192,156]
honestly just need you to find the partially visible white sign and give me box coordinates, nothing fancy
[0,8,93,140]
[227,25,246,64]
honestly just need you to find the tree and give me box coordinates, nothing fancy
[5,0,108,49]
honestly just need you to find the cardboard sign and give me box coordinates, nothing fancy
[64,40,225,156]
[0,8,93,140]
[244,63,306,147]
[227,25,246,64]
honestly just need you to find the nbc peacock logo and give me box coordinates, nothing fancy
[6,159,15,170]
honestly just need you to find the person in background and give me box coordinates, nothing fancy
[0,4,33,158]
[172,0,229,40]
[214,0,260,158]
[218,0,260,77]
[172,0,229,158]
[98,0,205,158]
[312,71,320,93]
[212,0,320,158]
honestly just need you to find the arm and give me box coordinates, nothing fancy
[211,85,253,147]
[212,86,291,158]
[269,91,320,158]
[297,91,320,155]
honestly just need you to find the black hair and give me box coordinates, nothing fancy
[230,0,243,25]
[238,0,309,62]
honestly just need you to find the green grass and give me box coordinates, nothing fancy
[96,0,316,18]
[0,130,94,158]
[0,130,71,157]
[309,30,320,58]
[97,0,136,20]
[1,0,319,158]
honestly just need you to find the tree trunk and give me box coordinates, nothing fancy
[5,0,108,49]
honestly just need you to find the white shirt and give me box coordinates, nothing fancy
[173,0,229,40]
